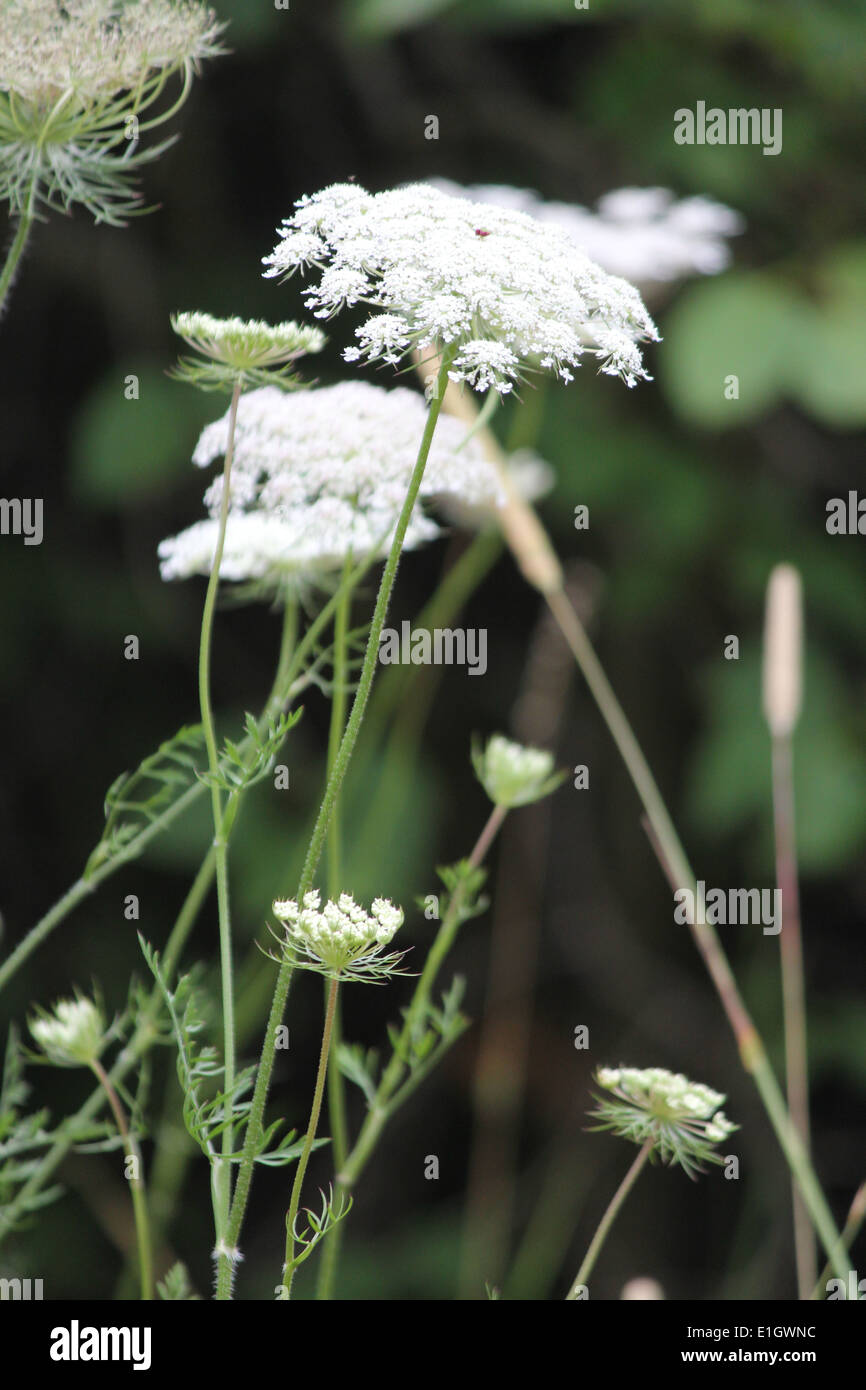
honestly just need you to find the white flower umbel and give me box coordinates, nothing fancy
[0,0,224,223]
[592,1066,738,1177]
[472,733,562,809]
[431,180,743,289]
[29,993,107,1067]
[270,891,406,983]
[159,381,510,589]
[158,503,441,586]
[263,182,660,393]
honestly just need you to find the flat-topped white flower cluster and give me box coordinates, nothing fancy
[0,0,222,105]
[263,182,660,394]
[159,380,510,587]
[431,181,743,287]
[272,891,405,981]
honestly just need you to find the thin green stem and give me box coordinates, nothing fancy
[812,1180,866,1299]
[197,378,242,1248]
[771,732,814,1298]
[566,1139,653,1298]
[338,801,507,1193]
[0,196,36,318]
[221,348,457,1297]
[283,976,339,1298]
[545,589,847,1282]
[317,566,352,1301]
[90,1057,153,1301]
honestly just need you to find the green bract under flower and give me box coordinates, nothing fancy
[263,182,660,394]
[29,993,107,1067]
[591,1066,738,1179]
[0,0,224,222]
[472,733,562,808]
[170,312,326,392]
[270,891,406,983]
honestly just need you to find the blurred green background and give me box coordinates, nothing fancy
[1,0,864,1300]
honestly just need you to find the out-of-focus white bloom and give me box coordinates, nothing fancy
[29,993,107,1067]
[158,503,441,585]
[159,381,519,589]
[472,732,562,808]
[263,182,659,393]
[431,180,743,288]
[0,0,222,104]
[270,891,405,982]
[592,1066,737,1177]
[0,1,223,221]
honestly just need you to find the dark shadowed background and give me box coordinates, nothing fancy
[1,0,865,1300]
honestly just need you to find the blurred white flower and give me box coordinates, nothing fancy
[430,180,743,289]
[29,993,107,1067]
[160,381,538,590]
[472,732,562,808]
[263,182,659,393]
[0,0,223,221]
[592,1066,738,1177]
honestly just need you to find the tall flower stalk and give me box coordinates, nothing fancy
[217,347,458,1298]
[763,564,814,1297]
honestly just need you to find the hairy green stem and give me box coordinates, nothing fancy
[220,349,457,1298]
[566,1139,653,1299]
[283,977,339,1297]
[0,184,36,317]
[197,379,242,1247]
[317,569,352,1301]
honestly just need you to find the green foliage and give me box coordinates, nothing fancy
[84,725,207,879]
[70,364,213,507]
[157,1261,201,1300]
[141,940,312,1169]
[200,709,302,797]
[685,650,866,874]
[662,245,866,430]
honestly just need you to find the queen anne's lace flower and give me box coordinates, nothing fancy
[431,180,743,288]
[29,994,107,1067]
[271,891,405,982]
[0,1,223,221]
[591,1066,737,1177]
[159,381,534,589]
[472,733,562,808]
[263,182,660,394]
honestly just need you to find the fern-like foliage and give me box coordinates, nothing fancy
[157,1261,201,1300]
[140,939,313,1170]
[387,976,471,1081]
[84,724,207,879]
[199,709,302,797]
